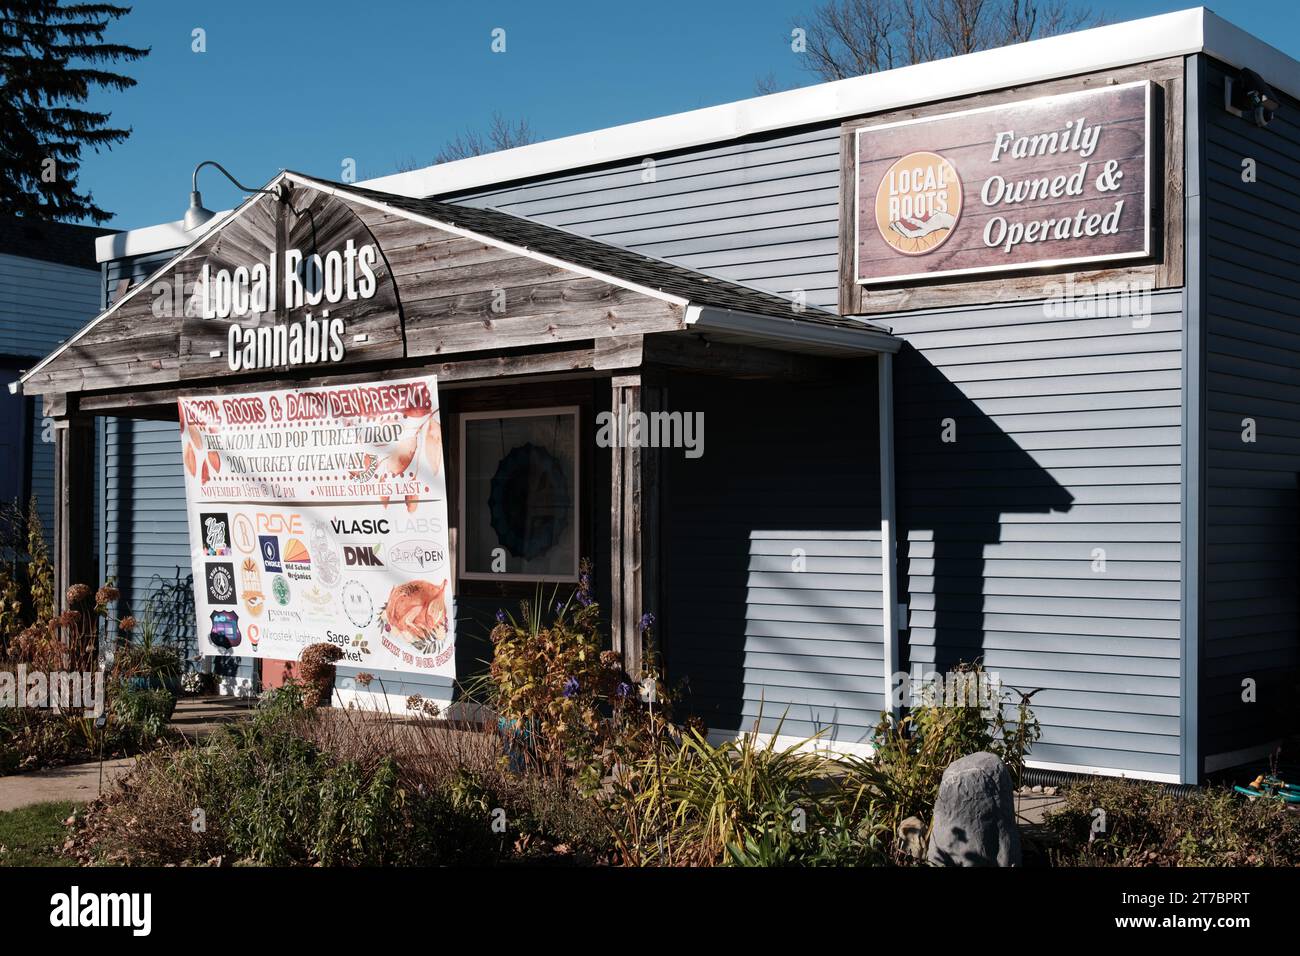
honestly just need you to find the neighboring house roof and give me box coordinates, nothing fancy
[0,215,112,270]
[94,8,1300,263]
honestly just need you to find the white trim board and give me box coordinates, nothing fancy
[704,727,1184,783]
[94,9,1300,264]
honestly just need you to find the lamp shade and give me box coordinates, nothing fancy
[183,190,215,231]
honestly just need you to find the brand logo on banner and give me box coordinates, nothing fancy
[177,375,456,677]
[855,81,1151,284]
[199,513,231,556]
[259,535,283,573]
[205,563,237,605]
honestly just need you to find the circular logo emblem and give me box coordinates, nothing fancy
[271,575,291,606]
[875,151,962,256]
[341,580,374,628]
[233,514,256,554]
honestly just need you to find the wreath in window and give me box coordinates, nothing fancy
[487,442,572,560]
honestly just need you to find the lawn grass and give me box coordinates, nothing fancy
[0,801,77,866]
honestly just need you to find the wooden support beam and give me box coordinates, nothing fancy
[42,393,67,418]
[75,343,645,415]
[609,374,664,681]
[53,416,96,612]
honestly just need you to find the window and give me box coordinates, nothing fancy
[459,407,580,582]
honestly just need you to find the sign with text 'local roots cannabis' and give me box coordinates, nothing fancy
[178,376,455,676]
[855,81,1151,284]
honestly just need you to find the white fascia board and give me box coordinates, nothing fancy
[96,9,1300,264]
[94,211,230,263]
[685,304,901,355]
[1201,7,1300,92]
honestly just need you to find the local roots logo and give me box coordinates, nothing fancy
[875,150,962,255]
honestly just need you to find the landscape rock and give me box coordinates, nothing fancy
[926,751,1021,867]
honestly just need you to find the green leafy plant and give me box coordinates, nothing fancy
[110,684,177,738]
[840,662,1040,848]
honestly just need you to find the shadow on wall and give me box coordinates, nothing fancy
[665,371,884,745]
[895,344,1074,680]
[665,354,1074,745]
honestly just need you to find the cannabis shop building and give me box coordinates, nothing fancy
[17,8,1300,784]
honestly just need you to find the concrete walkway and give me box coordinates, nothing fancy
[0,695,252,812]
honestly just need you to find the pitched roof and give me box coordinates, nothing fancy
[300,174,873,332]
[0,215,112,270]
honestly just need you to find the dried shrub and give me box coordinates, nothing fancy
[298,643,345,708]
[1044,777,1300,866]
[71,700,613,866]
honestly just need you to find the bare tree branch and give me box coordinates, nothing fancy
[799,0,1103,81]
[434,113,536,164]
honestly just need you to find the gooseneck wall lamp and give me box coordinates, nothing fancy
[184,161,286,231]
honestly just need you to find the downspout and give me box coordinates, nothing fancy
[878,351,901,719]
[1180,54,1207,785]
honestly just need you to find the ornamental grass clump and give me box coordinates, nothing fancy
[603,714,889,867]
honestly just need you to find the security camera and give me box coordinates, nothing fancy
[1226,68,1280,128]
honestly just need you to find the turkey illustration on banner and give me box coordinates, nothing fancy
[177,375,455,676]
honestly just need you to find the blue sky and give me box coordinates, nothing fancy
[73,1,1299,230]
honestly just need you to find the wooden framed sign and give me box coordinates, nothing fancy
[855,81,1151,285]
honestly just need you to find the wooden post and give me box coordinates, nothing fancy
[53,416,96,612]
[609,374,664,680]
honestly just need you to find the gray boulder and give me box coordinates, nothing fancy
[926,751,1021,867]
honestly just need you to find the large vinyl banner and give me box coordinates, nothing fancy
[177,376,455,676]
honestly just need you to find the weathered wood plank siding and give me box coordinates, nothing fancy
[1200,58,1300,765]
[887,291,1185,778]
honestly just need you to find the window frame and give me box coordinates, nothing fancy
[457,404,582,584]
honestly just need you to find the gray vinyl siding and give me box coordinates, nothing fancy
[443,120,1194,776]
[0,252,102,546]
[1200,57,1300,763]
[103,416,198,649]
[442,124,843,309]
[886,291,1186,779]
[0,252,99,356]
[664,373,885,749]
